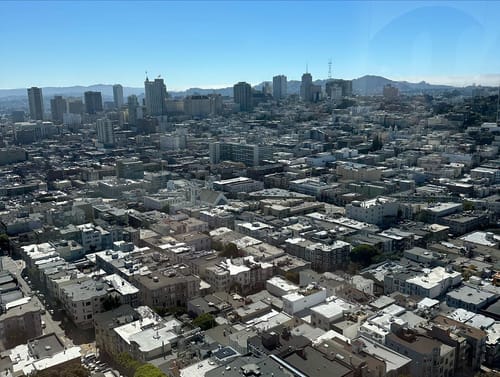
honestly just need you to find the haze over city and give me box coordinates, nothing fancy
[1,1,500,89]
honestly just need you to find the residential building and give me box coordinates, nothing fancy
[233,81,253,111]
[272,75,287,99]
[96,118,115,146]
[84,91,103,114]
[0,296,42,351]
[113,84,124,108]
[27,87,44,120]
[144,77,167,116]
[50,95,67,124]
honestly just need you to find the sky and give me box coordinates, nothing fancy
[1,1,500,90]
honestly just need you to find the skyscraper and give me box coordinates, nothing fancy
[272,75,287,99]
[50,95,67,124]
[144,77,167,116]
[27,87,44,120]
[113,84,124,108]
[300,73,313,102]
[233,82,253,112]
[96,118,115,146]
[127,95,139,125]
[67,98,84,115]
[84,91,103,114]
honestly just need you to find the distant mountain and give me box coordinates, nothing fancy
[0,85,143,99]
[0,76,473,101]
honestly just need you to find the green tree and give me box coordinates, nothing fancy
[284,271,300,284]
[192,313,215,330]
[134,364,167,377]
[350,244,380,268]
[220,243,242,258]
[463,200,475,211]
[116,352,142,376]
[0,233,10,254]
[102,295,121,311]
[371,134,383,151]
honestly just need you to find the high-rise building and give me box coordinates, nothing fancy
[233,82,253,112]
[272,75,287,99]
[325,79,353,99]
[50,95,67,124]
[113,84,124,108]
[184,94,222,117]
[209,142,273,166]
[127,95,140,125]
[383,84,399,100]
[144,77,167,116]
[300,73,321,103]
[68,98,84,115]
[300,73,313,102]
[84,91,103,114]
[27,87,44,120]
[96,118,115,146]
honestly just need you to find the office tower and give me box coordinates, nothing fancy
[50,95,67,124]
[127,95,139,125]
[84,91,103,114]
[68,98,84,115]
[96,118,115,146]
[113,84,124,108]
[144,77,167,116]
[273,75,287,99]
[233,82,253,112]
[27,87,44,120]
[300,73,313,102]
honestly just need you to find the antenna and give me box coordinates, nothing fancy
[145,70,148,80]
[306,63,308,74]
[328,59,332,80]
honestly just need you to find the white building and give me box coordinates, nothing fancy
[345,197,399,226]
[282,285,327,315]
[96,118,114,146]
[310,297,354,331]
[405,266,462,299]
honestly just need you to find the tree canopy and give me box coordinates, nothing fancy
[134,364,167,377]
[350,244,381,268]
[192,312,215,330]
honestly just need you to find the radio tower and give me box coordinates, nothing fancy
[328,59,332,80]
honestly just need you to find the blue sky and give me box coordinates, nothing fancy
[1,1,499,89]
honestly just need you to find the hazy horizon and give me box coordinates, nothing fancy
[1,1,499,90]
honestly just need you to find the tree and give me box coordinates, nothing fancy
[463,200,475,211]
[0,233,10,254]
[371,134,383,151]
[134,364,167,377]
[102,295,121,311]
[220,243,242,258]
[350,244,380,268]
[192,313,215,330]
[284,271,300,284]
[116,352,142,376]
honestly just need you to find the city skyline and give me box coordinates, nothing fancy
[1,1,499,90]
